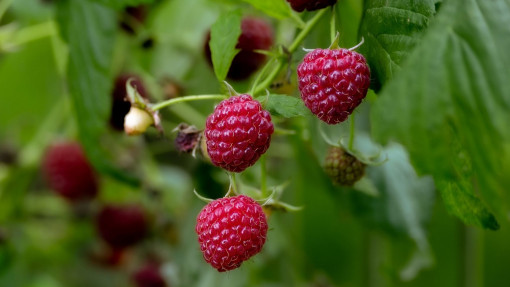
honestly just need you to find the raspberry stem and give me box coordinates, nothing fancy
[260,155,268,197]
[348,114,355,150]
[226,172,239,197]
[251,8,328,95]
[151,95,227,111]
[329,5,336,43]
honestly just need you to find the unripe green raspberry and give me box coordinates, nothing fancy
[324,146,365,186]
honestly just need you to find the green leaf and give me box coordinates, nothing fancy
[359,0,437,90]
[90,0,155,9]
[256,94,309,118]
[371,0,510,229]
[350,143,435,280]
[210,10,242,82]
[242,0,293,20]
[58,0,139,185]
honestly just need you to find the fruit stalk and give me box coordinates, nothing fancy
[349,114,355,150]
[151,94,227,111]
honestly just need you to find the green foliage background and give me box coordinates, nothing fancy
[1,0,510,286]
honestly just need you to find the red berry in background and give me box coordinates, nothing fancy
[204,94,273,172]
[286,0,337,12]
[324,146,365,186]
[110,74,148,131]
[42,142,99,201]
[96,204,148,249]
[205,17,274,80]
[297,48,370,124]
[196,195,268,272]
[133,263,167,287]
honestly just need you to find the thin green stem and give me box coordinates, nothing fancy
[250,58,277,95]
[348,114,355,150]
[274,127,296,135]
[226,172,239,197]
[461,224,484,287]
[330,6,336,43]
[151,94,227,111]
[289,9,328,53]
[252,9,328,95]
[260,155,267,197]
[11,21,57,47]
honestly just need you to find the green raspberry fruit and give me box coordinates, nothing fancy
[324,146,365,186]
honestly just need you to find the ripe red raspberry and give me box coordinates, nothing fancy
[110,74,148,131]
[132,263,167,287]
[195,195,268,272]
[42,142,98,201]
[205,17,274,80]
[297,48,370,124]
[204,94,273,172]
[324,146,365,186]
[286,0,337,12]
[96,204,148,249]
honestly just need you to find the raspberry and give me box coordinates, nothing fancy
[110,74,148,131]
[297,48,370,124]
[132,263,167,287]
[42,142,99,201]
[324,146,365,186]
[286,0,337,12]
[205,17,274,80]
[204,94,273,172]
[195,195,268,272]
[96,204,148,249]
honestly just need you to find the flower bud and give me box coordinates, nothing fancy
[124,107,154,135]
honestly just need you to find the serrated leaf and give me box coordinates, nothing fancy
[90,0,155,9]
[350,143,435,280]
[242,0,293,20]
[371,0,510,228]
[210,10,242,82]
[359,0,437,90]
[257,94,309,118]
[58,0,139,185]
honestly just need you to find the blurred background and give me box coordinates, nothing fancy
[1,0,510,286]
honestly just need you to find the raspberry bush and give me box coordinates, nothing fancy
[2,0,510,286]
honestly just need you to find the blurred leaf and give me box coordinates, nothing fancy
[359,0,437,90]
[90,0,155,9]
[290,135,364,284]
[351,143,435,280]
[57,0,139,185]
[371,0,510,229]
[242,0,293,20]
[210,10,242,82]
[256,94,309,118]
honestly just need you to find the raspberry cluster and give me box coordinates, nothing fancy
[297,48,370,124]
[195,195,268,272]
[204,94,273,172]
[324,146,365,186]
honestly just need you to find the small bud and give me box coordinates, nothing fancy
[124,107,154,135]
